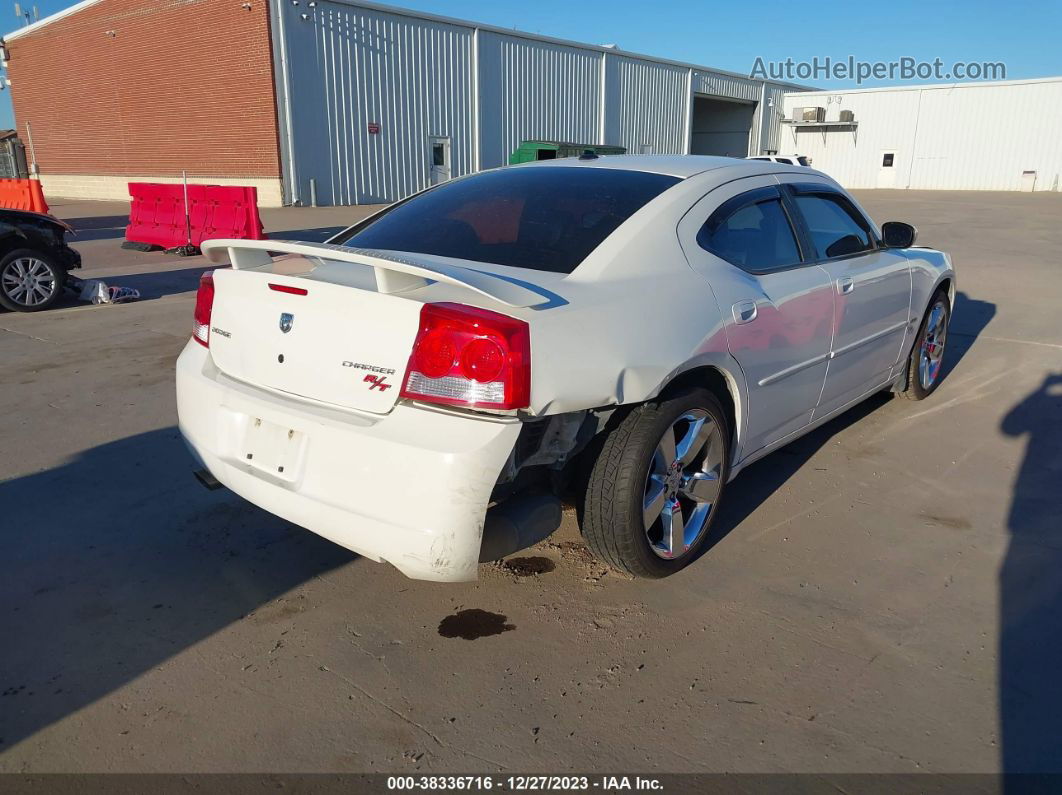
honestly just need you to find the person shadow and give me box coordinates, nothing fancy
[999,373,1062,773]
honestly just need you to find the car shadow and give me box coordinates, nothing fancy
[999,373,1062,773]
[706,392,895,556]
[62,215,131,242]
[35,266,216,311]
[62,216,347,245]
[93,264,215,300]
[943,290,996,381]
[0,427,353,750]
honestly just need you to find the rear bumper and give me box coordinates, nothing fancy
[175,340,521,582]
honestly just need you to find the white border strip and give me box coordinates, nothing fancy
[785,74,1062,97]
[4,0,104,40]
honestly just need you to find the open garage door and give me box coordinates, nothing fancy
[690,95,756,157]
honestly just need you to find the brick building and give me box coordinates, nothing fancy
[4,0,283,204]
[3,0,800,207]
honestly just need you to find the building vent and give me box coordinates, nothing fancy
[839,109,855,123]
[795,106,826,122]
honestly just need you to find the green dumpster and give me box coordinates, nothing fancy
[508,140,627,165]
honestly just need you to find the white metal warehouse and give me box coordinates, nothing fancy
[270,0,805,205]
[782,77,1062,192]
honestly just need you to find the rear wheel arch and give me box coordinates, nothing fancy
[657,364,742,455]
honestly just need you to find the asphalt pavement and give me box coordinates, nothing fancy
[1,189,1060,774]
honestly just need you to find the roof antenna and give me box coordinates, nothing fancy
[14,3,38,26]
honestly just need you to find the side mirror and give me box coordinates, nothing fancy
[882,221,917,248]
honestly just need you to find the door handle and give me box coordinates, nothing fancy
[733,300,758,325]
[837,277,855,295]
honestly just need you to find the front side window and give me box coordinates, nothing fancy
[790,191,875,259]
[699,191,802,272]
[333,167,680,274]
[775,158,793,165]
[796,156,810,166]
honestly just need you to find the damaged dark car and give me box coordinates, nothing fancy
[0,208,81,312]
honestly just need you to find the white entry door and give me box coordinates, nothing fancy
[429,137,451,185]
[877,150,898,188]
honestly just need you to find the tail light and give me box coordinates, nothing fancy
[192,271,215,347]
[400,303,531,410]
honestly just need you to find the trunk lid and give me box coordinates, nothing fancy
[208,265,421,414]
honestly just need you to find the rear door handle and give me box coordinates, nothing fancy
[837,277,855,295]
[733,300,758,325]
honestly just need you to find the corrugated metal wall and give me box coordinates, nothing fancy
[477,32,602,170]
[273,0,800,205]
[782,80,1062,191]
[692,71,760,102]
[756,84,789,155]
[273,0,475,205]
[604,56,689,154]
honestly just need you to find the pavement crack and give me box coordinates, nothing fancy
[0,325,54,344]
[318,664,506,769]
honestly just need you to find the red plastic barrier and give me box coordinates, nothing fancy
[125,183,183,248]
[191,185,266,246]
[0,178,50,214]
[125,183,267,250]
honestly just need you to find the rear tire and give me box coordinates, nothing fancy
[902,289,950,400]
[581,387,730,578]
[0,248,66,312]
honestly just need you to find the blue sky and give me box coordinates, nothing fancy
[3,0,1060,129]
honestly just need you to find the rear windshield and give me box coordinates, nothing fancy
[333,167,681,274]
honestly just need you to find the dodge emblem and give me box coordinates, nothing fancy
[279,313,294,333]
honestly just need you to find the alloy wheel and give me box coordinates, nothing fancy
[1,257,57,308]
[919,300,948,390]
[642,409,724,559]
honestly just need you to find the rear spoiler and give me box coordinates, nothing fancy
[200,238,555,309]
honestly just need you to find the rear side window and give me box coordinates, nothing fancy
[796,156,810,166]
[790,191,875,259]
[699,189,802,272]
[334,167,680,274]
[775,158,793,165]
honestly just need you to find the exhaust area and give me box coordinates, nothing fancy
[193,468,224,491]
[479,492,563,562]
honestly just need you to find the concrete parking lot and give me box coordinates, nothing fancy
[1,190,1060,774]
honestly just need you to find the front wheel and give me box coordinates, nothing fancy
[581,387,730,578]
[902,290,950,400]
[0,248,66,312]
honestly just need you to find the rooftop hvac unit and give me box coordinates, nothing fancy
[794,106,825,122]
[839,109,855,122]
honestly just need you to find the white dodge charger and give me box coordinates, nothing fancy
[176,155,954,582]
